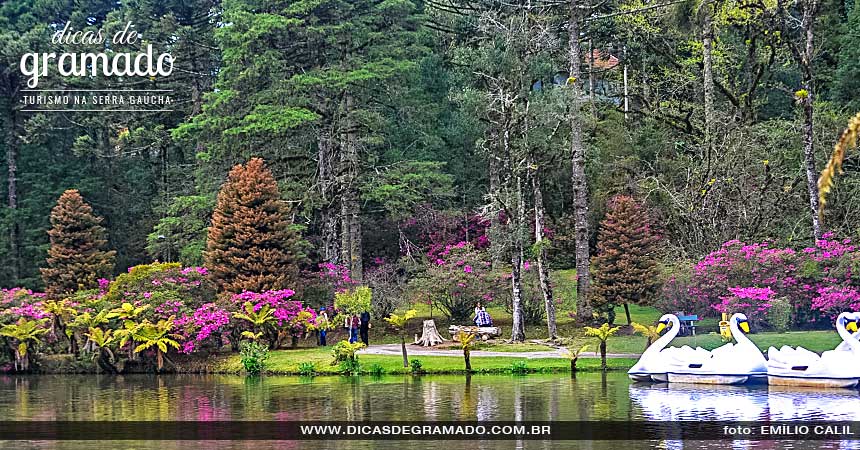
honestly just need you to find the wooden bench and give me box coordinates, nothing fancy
[449,325,502,341]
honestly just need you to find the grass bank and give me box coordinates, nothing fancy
[207,347,637,376]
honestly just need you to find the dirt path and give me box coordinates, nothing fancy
[357,344,640,359]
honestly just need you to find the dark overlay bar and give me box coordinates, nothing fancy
[0,421,858,440]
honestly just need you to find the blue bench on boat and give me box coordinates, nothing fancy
[677,314,699,336]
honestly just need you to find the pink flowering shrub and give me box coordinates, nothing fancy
[670,234,860,328]
[0,289,49,324]
[410,242,502,321]
[400,205,490,259]
[221,289,317,348]
[101,262,215,322]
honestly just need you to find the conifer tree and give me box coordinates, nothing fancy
[205,158,302,293]
[40,190,116,298]
[591,196,660,326]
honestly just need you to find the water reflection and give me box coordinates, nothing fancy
[0,374,855,449]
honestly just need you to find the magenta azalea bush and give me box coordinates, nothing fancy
[0,264,320,371]
[664,233,860,328]
[410,241,502,321]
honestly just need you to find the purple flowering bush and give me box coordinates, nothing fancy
[410,242,502,321]
[667,233,860,329]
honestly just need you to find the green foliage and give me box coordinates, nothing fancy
[298,361,316,377]
[410,358,423,374]
[768,297,792,333]
[367,363,386,376]
[331,340,365,375]
[334,287,373,316]
[103,263,181,304]
[509,360,529,375]
[361,161,454,220]
[384,309,417,330]
[239,341,270,375]
[146,195,214,266]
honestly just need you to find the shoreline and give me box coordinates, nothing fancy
[30,350,639,376]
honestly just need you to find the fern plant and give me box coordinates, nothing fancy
[584,323,621,371]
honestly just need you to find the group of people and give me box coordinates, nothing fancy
[346,311,372,345]
[314,302,491,348]
[312,307,372,347]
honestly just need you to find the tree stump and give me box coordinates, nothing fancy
[414,319,447,346]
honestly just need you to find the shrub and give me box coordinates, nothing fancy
[410,358,423,374]
[410,242,502,322]
[239,340,269,375]
[331,340,365,375]
[367,363,385,376]
[298,361,316,376]
[670,235,860,328]
[768,297,792,332]
[334,286,372,316]
[509,360,529,375]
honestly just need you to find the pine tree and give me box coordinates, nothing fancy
[205,158,303,293]
[40,190,116,298]
[590,196,660,326]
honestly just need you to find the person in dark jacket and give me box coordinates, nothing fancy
[359,310,371,345]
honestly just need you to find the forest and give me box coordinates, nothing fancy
[1,0,860,347]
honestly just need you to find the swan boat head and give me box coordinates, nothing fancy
[731,313,751,334]
[628,314,680,381]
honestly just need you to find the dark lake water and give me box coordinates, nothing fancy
[0,373,858,449]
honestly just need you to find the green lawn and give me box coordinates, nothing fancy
[208,346,635,375]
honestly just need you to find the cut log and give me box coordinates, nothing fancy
[449,325,502,341]
[414,319,447,346]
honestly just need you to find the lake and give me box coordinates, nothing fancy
[0,373,858,449]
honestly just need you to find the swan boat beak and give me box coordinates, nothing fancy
[739,320,750,333]
[847,320,859,333]
[656,322,667,334]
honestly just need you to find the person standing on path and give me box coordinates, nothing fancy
[359,310,371,345]
[317,307,329,346]
[348,314,360,343]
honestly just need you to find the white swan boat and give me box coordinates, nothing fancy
[768,384,860,420]
[665,313,767,384]
[629,383,768,421]
[766,312,860,388]
[627,314,681,382]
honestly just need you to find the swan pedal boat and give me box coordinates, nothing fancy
[627,313,681,382]
[665,313,767,385]
[766,312,860,389]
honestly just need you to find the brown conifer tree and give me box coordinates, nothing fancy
[40,189,116,298]
[591,195,660,326]
[205,158,302,293]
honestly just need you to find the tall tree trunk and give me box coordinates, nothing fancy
[799,0,822,240]
[318,130,340,263]
[400,334,408,367]
[510,174,526,342]
[702,0,715,156]
[530,161,557,339]
[568,2,593,323]
[340,93,363,280]
[4,106,19,283]
[487,130,505,269]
